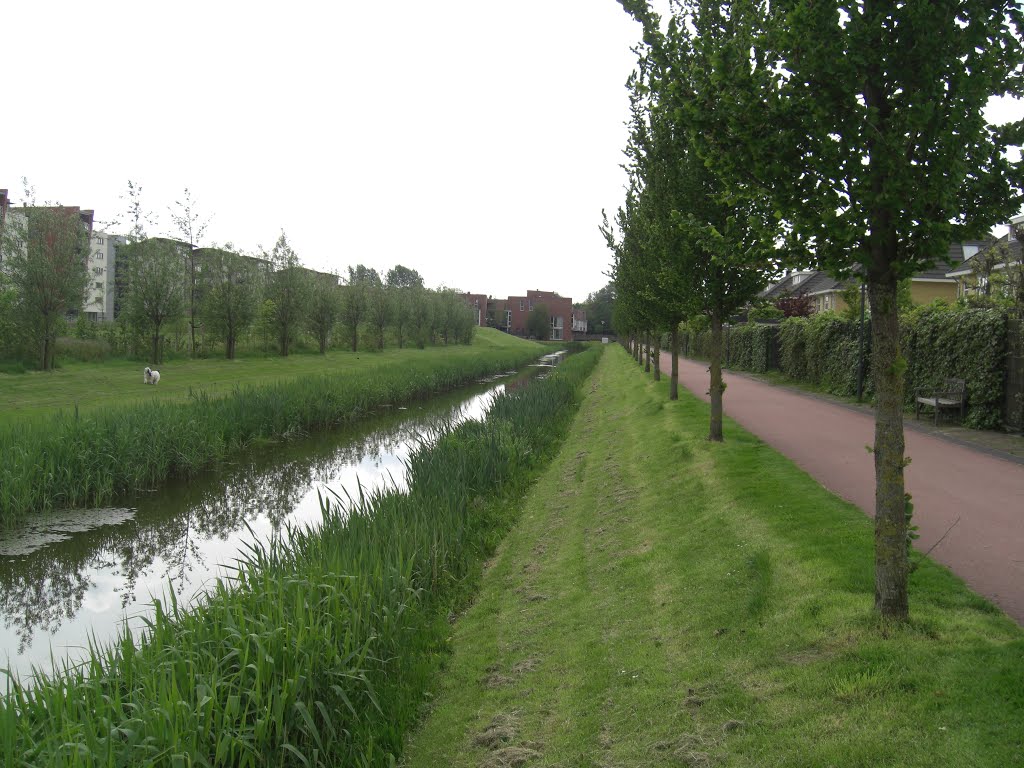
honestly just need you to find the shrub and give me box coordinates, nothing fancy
[56,336,112,363]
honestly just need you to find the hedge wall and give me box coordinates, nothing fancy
[681,306,1010,429]
[901,306,1007,430]
[779,314,868,399]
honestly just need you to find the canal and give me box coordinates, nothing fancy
[0,364,547,681]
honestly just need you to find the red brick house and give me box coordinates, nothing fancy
[463,288,576,340]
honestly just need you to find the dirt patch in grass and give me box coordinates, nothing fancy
[474,713,519,748]
[479,746,542,768]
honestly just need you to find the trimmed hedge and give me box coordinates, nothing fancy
[682,306,1011,429]
[901,305,1007,430]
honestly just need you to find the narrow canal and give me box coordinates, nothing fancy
[0,364,549,681]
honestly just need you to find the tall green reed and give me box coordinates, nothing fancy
[0,348,539,528]
[0,348,601,767]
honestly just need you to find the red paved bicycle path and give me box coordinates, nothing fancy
[661,351,1024,624]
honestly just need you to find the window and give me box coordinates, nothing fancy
[529,301,533,310]
[93,267,104,275]
[519,300,524,311]
[505,310,511,328]
[95,237,104,245]
[95,281,103,290]
[550,314,563,339]
[94,251,104,259]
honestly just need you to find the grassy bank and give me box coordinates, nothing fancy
[0,347,602,767]
[0,330,544,527]
[404,345,1023,767]
[0,329,536,424]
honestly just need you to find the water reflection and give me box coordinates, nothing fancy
[0,368,535,678]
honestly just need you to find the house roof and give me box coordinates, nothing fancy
[946,234,1022,278]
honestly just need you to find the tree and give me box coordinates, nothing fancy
[121,239,187,365]
[367,283,393,350]
[385,264,424,290]
[582,283,615,334]
[200,247,262,359]
[264,232,310,356]
[167,188,211,357]
[409,287,433,348]
[526,303,550,339]
[435,290,473,345]
[307,276,342,354]
[339,265,382,352]
[391,286,413,348]
[619,3,780,425]
[0,185,91,370]
[684,0,1024,618]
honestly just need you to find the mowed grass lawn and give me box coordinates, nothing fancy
[403,345,1023,767]
[0,329,541,424]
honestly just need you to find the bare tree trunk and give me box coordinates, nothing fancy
[868,277,909,620]
[708,310,724,442]
[653,334,661,381]
[644,331,651,373]
[152,329,160,366]
[670,325,679,400]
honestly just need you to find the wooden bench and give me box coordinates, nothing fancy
[914,378,966,425]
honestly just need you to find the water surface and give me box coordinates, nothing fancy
[0,367,543,680]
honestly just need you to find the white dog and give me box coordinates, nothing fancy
[144,367,161,385]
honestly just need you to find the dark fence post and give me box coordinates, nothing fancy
[1006,318,1024,431]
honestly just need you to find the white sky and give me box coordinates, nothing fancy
[2,3,1021,300]
[1,1,643,302]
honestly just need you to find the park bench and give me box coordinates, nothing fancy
[914,378,966,426]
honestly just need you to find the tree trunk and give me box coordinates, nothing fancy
[319,333,328,354]
[152,329,160,366]
[653,335,661,381]
[670,325,679,400]
[644,332,651,373]
[350,327,358,352]
[708,310,723,442]
[868,276,909,620]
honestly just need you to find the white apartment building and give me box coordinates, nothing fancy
[85,232,123,321]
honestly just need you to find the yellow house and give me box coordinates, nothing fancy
[768,240,993,313]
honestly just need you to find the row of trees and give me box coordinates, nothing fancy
[607,0,1023,620]
[116,233,476,363]
[0,182,477,367]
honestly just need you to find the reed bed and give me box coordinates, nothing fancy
[0,347,602,767]
[0,349,544,529]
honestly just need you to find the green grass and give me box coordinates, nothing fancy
[0,348,603,767]
[403,344,1024,767]
[0,328,536,424]
[0,330,546,527]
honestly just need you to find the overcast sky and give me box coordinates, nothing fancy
[1,1,644,301]
[2,3,1021,302]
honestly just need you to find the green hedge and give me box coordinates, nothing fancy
[901,305,1007,430]
[779,314,868,398]
[682,306,1010,429]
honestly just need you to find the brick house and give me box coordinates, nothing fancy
[463,288,577,340]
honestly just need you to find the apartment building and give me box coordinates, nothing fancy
[463,288,577,341]
[85,232,125,321]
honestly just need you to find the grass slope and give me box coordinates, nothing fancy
[0,329,540,424]
[403,345,1023,767]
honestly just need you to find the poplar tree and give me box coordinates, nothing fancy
[265,232,310,356]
